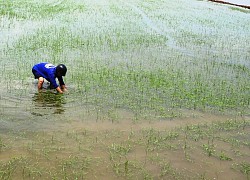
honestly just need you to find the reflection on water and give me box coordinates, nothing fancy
[32,91,66,115]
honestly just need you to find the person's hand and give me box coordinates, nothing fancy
[56,86,64,93]
[62,87,69,94]
[63,88,67,92]
[61,85,67,91]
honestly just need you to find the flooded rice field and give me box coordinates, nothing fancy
[0,0,250,179]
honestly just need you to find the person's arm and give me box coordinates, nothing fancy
[58,76,67,92]
[48,72,60,91]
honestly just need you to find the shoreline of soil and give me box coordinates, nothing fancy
[208,0,250,9]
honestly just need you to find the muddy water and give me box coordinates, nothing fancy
[1,85,249,179]
[1,68,250,179]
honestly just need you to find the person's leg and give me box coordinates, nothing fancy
[32,69,44,90]
[38,77,44,90]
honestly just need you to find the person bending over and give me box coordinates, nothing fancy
[32,62,67,93]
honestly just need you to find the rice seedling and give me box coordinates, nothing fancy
[233,162,250,179]
[202,142,215,157]
[0,137,6,152]
[109,142,131,156]
[219,151,233,161]
[58,155,92,179]
[160,162,184,179]
[0,156,43,179]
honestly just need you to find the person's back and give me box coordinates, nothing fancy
[32,62,67,93]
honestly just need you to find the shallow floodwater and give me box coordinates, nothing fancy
[0,0,250,179]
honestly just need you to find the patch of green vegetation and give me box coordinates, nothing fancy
[70,65,249,117]
[0,0,85,19]
[233,162,250,177]
[2,0,249,118]
[0,137,6,151]
[0,156,43,179]
[0,117,249,179]
[57,155,92,179]
[14,27,166,55]
[219,151,232,161]
[160,162,184,179]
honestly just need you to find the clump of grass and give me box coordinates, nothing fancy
[202,142,215,157]
[219,151,232,161]
[0,137,6,151]
[233,162,250,178]
[0,156,43,179]
[160,162,184,179]
[58,156,92,179]
[109,143,131,156]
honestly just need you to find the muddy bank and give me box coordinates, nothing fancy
[209,0,250,9]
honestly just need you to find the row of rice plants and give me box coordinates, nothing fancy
[1,0,249,119]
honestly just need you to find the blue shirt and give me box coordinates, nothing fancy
[32,62,65,88]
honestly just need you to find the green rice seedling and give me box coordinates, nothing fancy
[141,128,179,152]
[58,155,91,179]
[219,151,232,161]
[212,119,245,131]
[185,124,207,141]
[107,108,119,123]
[196,173,207,180]
[160,162,184,179]
[0,0,85,20]
[109,143,131,156]
[0,137,6,151]
[112,162,122,176]
[21,165,43,179]
[0,156,43,179]
[108,141,134,177]
[183,127,193,162]
[228,138,244,148]
[233,162,250,178]
[26,142,35,152]
[202,138,215,157]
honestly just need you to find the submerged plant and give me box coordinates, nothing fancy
[233,162,250,178]
[0,137,6,151]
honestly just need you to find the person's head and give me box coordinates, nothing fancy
[56,64,67,77]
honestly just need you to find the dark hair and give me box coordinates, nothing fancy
[56,64,67,76]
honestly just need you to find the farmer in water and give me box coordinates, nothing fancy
[32,62,67,93]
